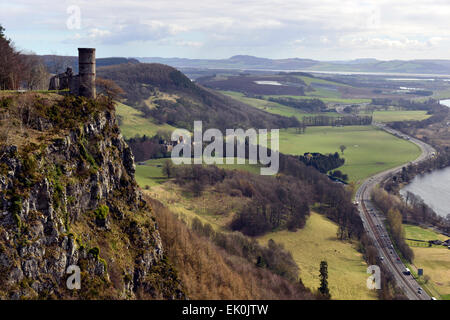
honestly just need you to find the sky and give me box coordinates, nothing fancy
[1,0,450,60]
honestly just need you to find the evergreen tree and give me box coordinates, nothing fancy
[0,24,5,39]
[318,260,331,299]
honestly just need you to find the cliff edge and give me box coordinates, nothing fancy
[0,93,184,299]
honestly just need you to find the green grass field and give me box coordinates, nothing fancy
[220,74,370,104]
[414,87,450,101]
[373,110,430,122]
[264,94,371,104]
[135,160,168,188]
[411,247,450,299]
[402,224,450,299]
[135,158,261,189]
[115,102,176,139]
[258,213,377,300]
[277,126,421,183]
[404,225,448,242]
[220,91,340,120]
[295,75,349,87]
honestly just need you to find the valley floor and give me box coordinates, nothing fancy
[139,177,376,300]
[278,126,421,184]
[258,213,377,300]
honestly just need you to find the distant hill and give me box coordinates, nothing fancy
[97,63,298,132]
[137,56,450,75]
[40,55,139,74]
[138,55,317,71]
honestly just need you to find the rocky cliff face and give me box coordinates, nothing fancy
[0,93,184,299]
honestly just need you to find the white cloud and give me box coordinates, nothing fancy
[3,0,450,59]
[339,36,447,51]
[73,21,184,44]
[290,39,304,46]
[174,40,203,48]
[320,36,329,44]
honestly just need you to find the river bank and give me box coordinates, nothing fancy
[395,99,450,219]
[400,167,450,219]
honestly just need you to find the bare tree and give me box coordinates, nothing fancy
[48,54,69,75]
[0,26,22,90]
[21,53,49,90]
[96,77,125,101]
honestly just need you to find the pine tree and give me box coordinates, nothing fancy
[318,260,331,299]
[0,24,6,40]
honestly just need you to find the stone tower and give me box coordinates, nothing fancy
[78,48,96,99]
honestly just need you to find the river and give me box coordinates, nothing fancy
[400,167,450,218]
[440,99,450,108]
[398,99,450,218]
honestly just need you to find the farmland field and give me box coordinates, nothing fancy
[404,224,448,242]
[403,224,450,299]
[258,213,377,300]
[264,94,371,104]
[373,110,430,122]
[277,126,421,183]
[220,91,341,120]
[410,247,450,299]
[295,75,349,87]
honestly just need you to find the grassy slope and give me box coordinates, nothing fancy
[258,213,377,300]
[410,247,450,299]
[115,102,176,139]
[135,158,261,188]
[277,126,421,183]
[404,225,448,242]
[144,184,233,231]
[373,110,430,122]
[135,161,374,299]
[403,224,450,299]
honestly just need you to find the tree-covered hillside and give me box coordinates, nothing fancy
[98,63,299,132]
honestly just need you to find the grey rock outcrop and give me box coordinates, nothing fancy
[0,96,183,300]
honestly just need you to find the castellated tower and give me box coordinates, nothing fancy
[78,48,96,99]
